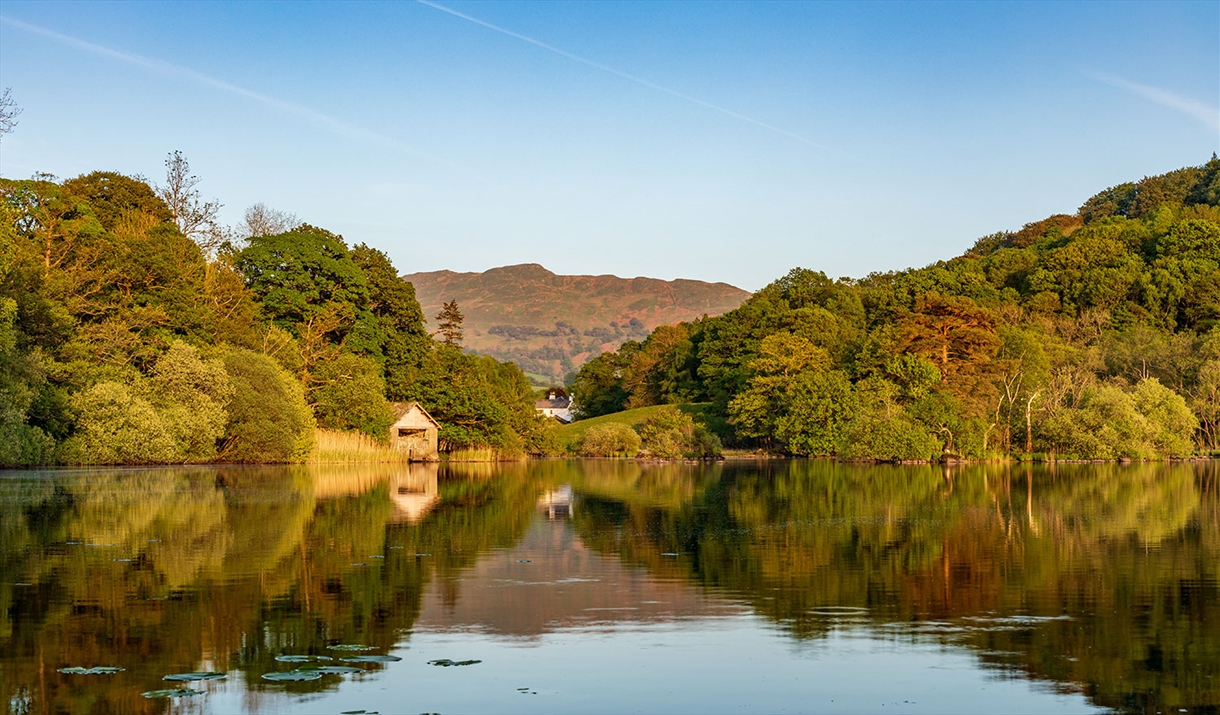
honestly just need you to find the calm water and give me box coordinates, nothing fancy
[0,460,1216,714]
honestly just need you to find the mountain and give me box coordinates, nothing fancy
[403,264,751,384]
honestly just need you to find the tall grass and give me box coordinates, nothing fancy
[311,429,412,464]
[442,447,526,462]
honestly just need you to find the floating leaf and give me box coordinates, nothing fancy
[301,665,364,674]
[142,689,204,698]
[275,655,333,663]
[58,666,125,675]
[516,559,532,563]
[326,645,376,652]
[428,659,481,667]
[261,670,323,682]
[163,672,226,682]
[339,655,402,663]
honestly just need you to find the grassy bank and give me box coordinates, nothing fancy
[310,429,412,464]
[552,403,723,451]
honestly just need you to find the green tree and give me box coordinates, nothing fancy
[570,343,638,419]
[1131,377,1199,456]
[310,353,394,438]
[219,349,315,462]
[435,299,464,347]
[150,341,233,462]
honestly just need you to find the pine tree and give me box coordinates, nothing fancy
[435,299,464,346]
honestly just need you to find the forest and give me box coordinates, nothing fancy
[0,155,553,466]
[571,157,1220,461]
[2,156,1219,465]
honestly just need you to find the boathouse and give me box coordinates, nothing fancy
[388,402,440,461]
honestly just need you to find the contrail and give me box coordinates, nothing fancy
[0,14,476,173]
[1087,71,1219,132]
[416,0,832,152]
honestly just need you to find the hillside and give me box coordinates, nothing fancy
[404,264,750,383]
[568,157,1220,461]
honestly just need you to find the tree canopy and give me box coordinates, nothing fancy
[572,156,1220,461]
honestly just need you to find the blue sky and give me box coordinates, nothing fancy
[1,1,1216,290]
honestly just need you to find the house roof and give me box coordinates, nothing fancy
[535,397,571,410]
[390,401,439,428]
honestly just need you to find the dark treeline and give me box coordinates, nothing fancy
[572,158,1220,460]
[0,159,552,466]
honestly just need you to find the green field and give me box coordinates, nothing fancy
[552,403,723,449]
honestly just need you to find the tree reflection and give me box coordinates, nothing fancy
[566,460,1219,713]
[0,461,1216,713]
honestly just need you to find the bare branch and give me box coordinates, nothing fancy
[156,150,224,254]
[241,202,299,239]
[0,87,21,138]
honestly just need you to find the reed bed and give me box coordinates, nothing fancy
[311,429,412,464]
[442,447,525,462]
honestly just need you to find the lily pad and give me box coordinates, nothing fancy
[275,655,333,663]
[326,644,377,652]
[163,672,226,682]
[142,688,203,698]
[428,659,482,667]
[261,670,323,682]
[301,665,364,674]
[339,655,402,663]
[58,666,125,675]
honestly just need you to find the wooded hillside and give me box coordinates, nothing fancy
[571,157,1220,461]
[0,160,554,466]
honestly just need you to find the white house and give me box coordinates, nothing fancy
[535,389,572,423]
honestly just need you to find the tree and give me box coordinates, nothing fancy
[898,292,999,412]
[157,151,223,253]
[219,349,315,462]
[435,299,464,346]
[310,353,393,438]
[61,172,174,231]
[241,203,299,239]
[349,244,431,399]
[570,343,638,419]
[0,87,20,138]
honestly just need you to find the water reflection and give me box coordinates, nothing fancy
[0,460,1215,713]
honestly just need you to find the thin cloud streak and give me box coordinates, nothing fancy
[0,14,480,175]
[1088,71,1219,132]
[416,0,835,153]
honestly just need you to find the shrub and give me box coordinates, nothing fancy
[577,423,641,457]
[838,410,941,462]
[152,341,233,462]
[220,349,314,462]
[61,381,178,464]
[1132,377,1198,456]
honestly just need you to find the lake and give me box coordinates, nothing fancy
[0,460,1216,714]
